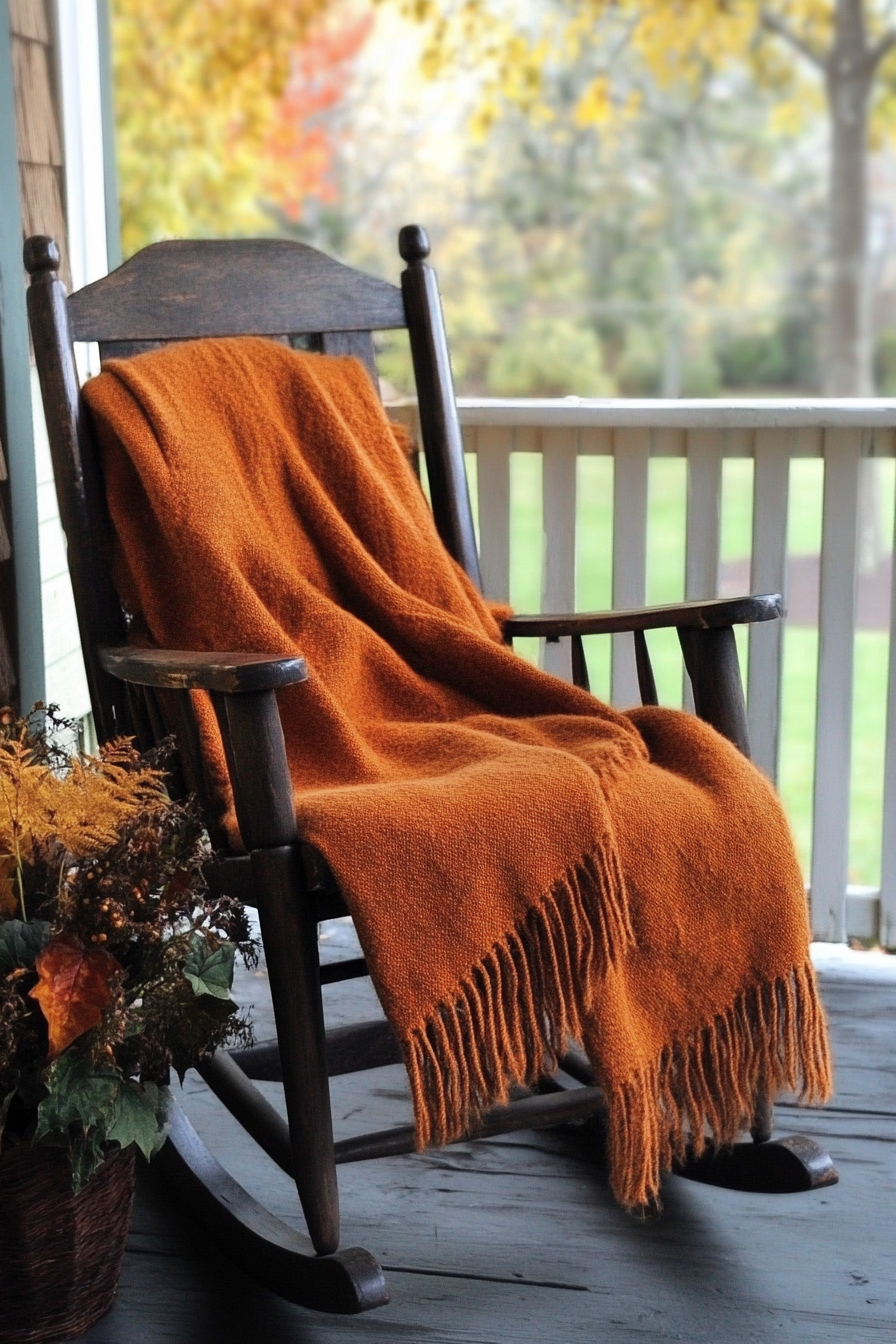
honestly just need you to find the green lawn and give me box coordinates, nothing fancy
[466,451,894,888]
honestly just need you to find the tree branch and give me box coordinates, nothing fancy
[869,29,896,73]
[760,9,828,69]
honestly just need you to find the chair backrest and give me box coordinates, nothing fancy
[24,226,481,743]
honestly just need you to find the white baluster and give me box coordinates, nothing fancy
[811,428,862,942]
[748,429,792,781]
[541,429,578,681]
[878,470,896,947]
[475,427,512,603]
[611,428,649,707]
[684,429,724,710]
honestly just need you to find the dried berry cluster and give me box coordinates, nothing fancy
[0,708,256,1186]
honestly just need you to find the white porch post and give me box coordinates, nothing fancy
[0,0,45,710]
[56,0,109,295]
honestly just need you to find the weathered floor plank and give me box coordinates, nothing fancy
[67,930,896,1344]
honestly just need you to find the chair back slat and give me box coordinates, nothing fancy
[98,339,171,361]
[319,331,378,385]
[98,334,317,363]
[67,239,407,342]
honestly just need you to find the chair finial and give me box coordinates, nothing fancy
[398,225,431,264]
[23,236,60,275]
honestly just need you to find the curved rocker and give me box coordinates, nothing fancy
[150,1097,390,1314]
[673,1133,839,1194]
[559,1048,838,1195]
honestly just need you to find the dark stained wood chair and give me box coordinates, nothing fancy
[24,227,836,1315]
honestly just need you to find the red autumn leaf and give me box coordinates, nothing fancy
[29,934,120,1058]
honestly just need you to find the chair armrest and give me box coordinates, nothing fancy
[99,646,308,694]
[504,593,783,640]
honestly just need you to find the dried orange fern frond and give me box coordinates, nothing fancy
[0,736,168,864]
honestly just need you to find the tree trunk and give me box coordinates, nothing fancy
[824,1,888,568]
[662,119,686,398]
[825,0,873,395]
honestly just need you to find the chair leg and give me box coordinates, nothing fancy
[672,629,839,1191]
[251,844,340,1255]
[209,691,340,1253]
[751,1094,774,1144]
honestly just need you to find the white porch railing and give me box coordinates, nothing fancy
[392,398,896,946]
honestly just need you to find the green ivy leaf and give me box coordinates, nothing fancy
[0,918,51,974]
[183,933,235,1000]
[35,1053,119,1143]
[106,1078,168,1162]
[34,1053,168,1189]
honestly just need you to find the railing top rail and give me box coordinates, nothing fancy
[441,397,896,430]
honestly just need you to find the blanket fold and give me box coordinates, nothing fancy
[83,337,832,1209]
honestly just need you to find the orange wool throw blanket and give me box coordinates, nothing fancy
[84,337,832,1208]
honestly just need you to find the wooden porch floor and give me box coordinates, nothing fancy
[71,924,896,1344]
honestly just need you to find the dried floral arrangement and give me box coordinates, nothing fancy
[0,707,255,1188]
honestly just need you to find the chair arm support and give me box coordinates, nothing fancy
[503,593,783,640]
[99,645,308,694]
[99,645,303,847]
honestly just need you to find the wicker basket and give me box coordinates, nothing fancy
[0,1136,136,1343]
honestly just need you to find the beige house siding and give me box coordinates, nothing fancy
[11,0,70,287]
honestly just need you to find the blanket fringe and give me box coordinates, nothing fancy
[603,959,833,1210]
[406,844,633,1149]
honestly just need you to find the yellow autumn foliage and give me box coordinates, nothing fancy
[403,1,896,141]
[112,0,328,255]
[0,735,167,919]
[109,0,896,256]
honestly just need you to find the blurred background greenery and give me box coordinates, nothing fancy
[112,0,896,402]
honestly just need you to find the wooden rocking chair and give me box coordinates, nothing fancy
[24,226,836,1315]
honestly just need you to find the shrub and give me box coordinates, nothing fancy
[485,316,614,397]
[874,330,896,396]
[681,347,721,397]
[616,328,663,397]
[717,329,790,389]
